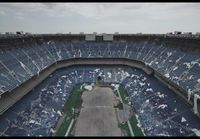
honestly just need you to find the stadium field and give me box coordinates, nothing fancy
[55,84,82,136]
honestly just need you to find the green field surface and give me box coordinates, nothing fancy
[129,114,144,136]
[119,122,131,136]
[55,84,82,136]
[55,83,144,136]
[118,84,145,136]
[118,85,129,104]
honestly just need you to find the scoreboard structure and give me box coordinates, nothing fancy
[103,34,113,41]
[85,34,96,41]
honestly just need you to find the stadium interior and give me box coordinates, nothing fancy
[0,33,200,136]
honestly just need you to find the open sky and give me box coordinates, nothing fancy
[0,3,200,34]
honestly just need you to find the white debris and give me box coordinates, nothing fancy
[50,128,55,133]
[164,73,170,78]
[192,128,200,136]
[125,97,129,101]
[56,50,62,60]
[187,89,193,101]
[157,133,170,136]
[174,108,177,112]
[146,88,153,92]
[191,61,198,65]
[131,74,135,78]
[139,82,145,87]
[78,49,82,57]
[159,94,165,98]
[84,85,93,91]
[193,94,200,114]
[173,67,178,71]
[111,84,119,91]
[179,128,184,133]
[47,41,51,44]
[142,77,147,81]
[188,75,193,80]
[158,104,167,109]
[35,121,41,125]
[29,120,35,124]
[48,91,53,95]
[176,56,183,63]
[99,72,103,76]
[172,76,179,80]
[183,62,191,69]
[145,99,149,103]
[62,75,67,78]
[181,117,187,122]
[148,61,153,66]
[39,104,43,108]
[94,69,100,72]
[167,52,172,57]
[41,88,47,92]
[157,92,164,98]
[125,83,130,88]
[125,72,130,77]
[68,79,72,84]
[198,79,200,83]
[80,83,86,90]
[57,110,62,116]
[120,70,130,81]
[135,114,145,135]
[42,110,48,114]
[52,108,56,113]
[133,91,137,96]
[107,72,112,78]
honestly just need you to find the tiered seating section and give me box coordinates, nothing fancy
[0,66,200,136]
[0,38,200,136]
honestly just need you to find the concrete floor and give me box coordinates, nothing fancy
[74,86,123,136]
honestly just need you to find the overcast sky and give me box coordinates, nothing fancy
[0,3,200,34]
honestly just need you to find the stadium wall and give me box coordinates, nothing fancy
[1,34,200,50]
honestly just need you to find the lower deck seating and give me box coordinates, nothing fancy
[0,66,200,136]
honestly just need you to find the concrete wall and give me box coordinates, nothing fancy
[0,58,199,118]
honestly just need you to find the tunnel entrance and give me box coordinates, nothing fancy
[96,75,102,84]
